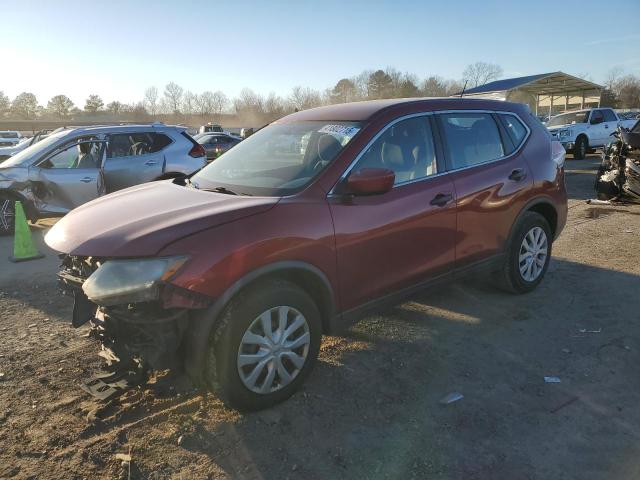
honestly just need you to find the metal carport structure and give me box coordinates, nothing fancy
[458,72,603,116]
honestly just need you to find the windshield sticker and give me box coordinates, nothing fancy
[318,124,360,138]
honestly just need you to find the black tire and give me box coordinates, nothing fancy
[574,136,588,160]
[495,212,552,294]
[0,196,15,236]
[205,280,322,411]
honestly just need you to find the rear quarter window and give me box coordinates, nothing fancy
[498,114,528,149]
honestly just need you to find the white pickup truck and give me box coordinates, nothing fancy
[546,108,637,159]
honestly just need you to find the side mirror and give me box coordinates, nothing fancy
[346,168,395,196]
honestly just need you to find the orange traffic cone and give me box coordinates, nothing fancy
[9,201,44,262]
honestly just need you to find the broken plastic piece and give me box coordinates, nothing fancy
[439,392,464,404]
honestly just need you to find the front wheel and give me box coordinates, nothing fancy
[574,136,588,160]
[205,280,322,411]
[495,212,552,294]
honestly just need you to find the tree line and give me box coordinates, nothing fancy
[1,62,639,126]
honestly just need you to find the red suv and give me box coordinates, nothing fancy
[46,98,567,410]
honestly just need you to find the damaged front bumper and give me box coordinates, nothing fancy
[57,255,213,399]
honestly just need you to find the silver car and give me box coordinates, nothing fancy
[0,124,206,233]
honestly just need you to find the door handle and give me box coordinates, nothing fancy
[430,192,453,207]
[508,169,527,182]
[605,124,609,128]
[80,177,93,183]
[144,160,158,166]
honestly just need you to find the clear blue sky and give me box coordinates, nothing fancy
[2,0,639,106]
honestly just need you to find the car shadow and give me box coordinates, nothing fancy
[173,259,640,479]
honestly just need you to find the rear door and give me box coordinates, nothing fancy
[329,114,456,311]
[588,110,607,146]
[436,111,533,269]
[103,132,164,191]
[31,138,105,213]
[601,109,619,142]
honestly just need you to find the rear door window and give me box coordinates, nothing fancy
[107,133,172,158]
[602,109,617,122]
[438,113,505,169]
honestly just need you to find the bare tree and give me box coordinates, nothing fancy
[211,91,229,116]
[182,91,196,115]
[195,91,214,116]
[421,76,448,96]
[144,86,159,116]
[163,82,183,114]
[288,86,322,111]
[264,92,287,117]
[462,62,503,88]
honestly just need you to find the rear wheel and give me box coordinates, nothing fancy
[0,196,15,235]
[495,212,552,294]
[574,136,588,160]
[205,280,322,411]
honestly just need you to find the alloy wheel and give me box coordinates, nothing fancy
[518,226,548,282]
[237,305,311,394]
[0,199,15,232]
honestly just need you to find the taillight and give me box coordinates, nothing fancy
[189,144,206,158]
[551,141,565,168]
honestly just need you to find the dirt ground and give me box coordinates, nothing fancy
[1,155,640,480]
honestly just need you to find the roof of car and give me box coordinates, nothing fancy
[62,124,187,134]
[277,97,526,123]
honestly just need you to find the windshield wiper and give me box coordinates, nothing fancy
[209,186,238,195]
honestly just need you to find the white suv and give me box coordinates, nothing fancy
[0,131,23,147]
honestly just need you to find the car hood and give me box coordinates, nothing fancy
[45,181,279,257]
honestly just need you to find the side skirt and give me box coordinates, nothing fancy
[334,254,505,333]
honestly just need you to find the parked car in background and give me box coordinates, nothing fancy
[0,131,23,147]
[0,123,206,233]
[47,98,567,411]
[196,132,241,161]
[0,129,55,163]
[546,108,637,159]
[198,123,224,134]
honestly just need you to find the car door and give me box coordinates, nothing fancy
[588,110,607,146]
[102,132,164,192]
[328,114,456,311]
[30,138,105,214]
[436,111,533,269]
[601,109,619,142]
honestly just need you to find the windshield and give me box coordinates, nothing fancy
[191,121,361,196]
[547,111,589,127]
[0,130,71,168]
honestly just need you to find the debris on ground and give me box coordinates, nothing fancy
[439,392,464,404]
[115,453,132,463]
[550,396,579,414]
[544,376,561,383]
[578,328,602,334]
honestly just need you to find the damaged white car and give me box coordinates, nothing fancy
[0,124,206,233]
